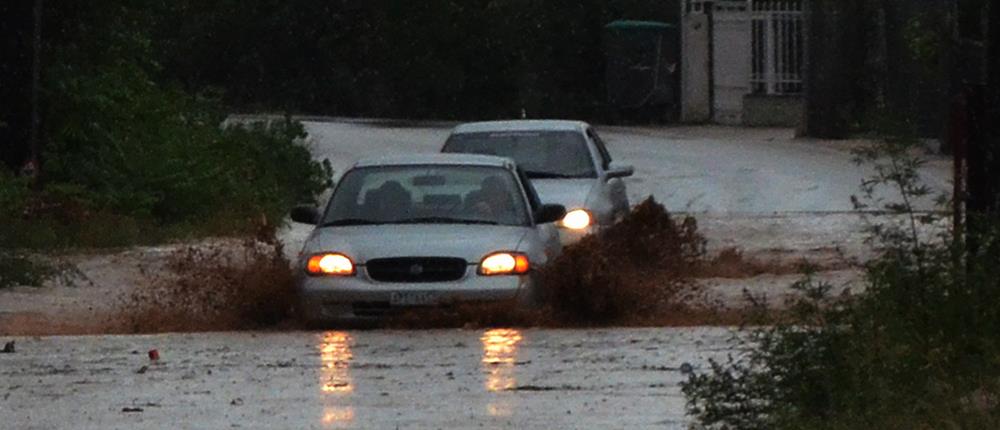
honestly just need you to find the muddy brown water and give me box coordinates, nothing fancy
[1,327,738,429]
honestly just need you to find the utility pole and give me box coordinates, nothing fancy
[961,0,1000,256]
[977,0,1000,218]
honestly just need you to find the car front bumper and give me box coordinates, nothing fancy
[296,268,534,322]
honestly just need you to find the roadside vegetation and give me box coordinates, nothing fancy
[0,4,329,288]
[682,133,1000,428]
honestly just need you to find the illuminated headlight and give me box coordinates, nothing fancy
[306,253,356,276]
[479,252,530,276]
[560,209,592,230]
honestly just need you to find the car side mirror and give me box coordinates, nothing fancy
[290,205,320,225]
[534,204,567,224]
[606,164,634,179]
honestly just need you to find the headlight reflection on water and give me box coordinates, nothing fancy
[481,328,523,417]
[320,331,354,394]
[321,407,355,426]
[319,331,355,427]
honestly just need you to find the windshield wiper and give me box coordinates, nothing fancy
[524,171,576,179]
[321,218,381,227]
[395,217,499,225]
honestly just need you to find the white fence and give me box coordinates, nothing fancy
[750,0,804,95]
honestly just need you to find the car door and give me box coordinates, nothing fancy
[587,128,630,221]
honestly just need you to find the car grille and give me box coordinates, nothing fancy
[365,257,468,283]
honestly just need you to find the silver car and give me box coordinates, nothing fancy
[443,120,634,244]
[290,154,565,323]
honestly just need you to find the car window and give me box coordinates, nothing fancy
[587,128,613,170]
[323,165,530,227]
[443,131,596,179]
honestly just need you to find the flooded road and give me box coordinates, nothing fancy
[0,121,949,427]
[2,327,735,429]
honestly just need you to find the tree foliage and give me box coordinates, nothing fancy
[152,0,678,119]
[0,2,329,257]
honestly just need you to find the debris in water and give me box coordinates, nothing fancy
[1,341,14,353]
[121,407,144,413]
[136,365,149,374]
[538,197,706,324]
[148,349,160,361]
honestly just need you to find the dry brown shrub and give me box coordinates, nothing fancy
[537,197,707,325]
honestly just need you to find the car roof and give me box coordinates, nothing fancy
[353,153,515,169]
[451,120,589,134]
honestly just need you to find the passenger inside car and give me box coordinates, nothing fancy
[465,176,516,220]
[364,180,413,221]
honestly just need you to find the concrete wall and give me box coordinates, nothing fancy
[680,13,711,122]
[711,9,751,125]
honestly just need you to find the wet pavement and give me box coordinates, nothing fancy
[1,327,736,429]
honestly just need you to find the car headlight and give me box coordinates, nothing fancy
[560,209,592,230]
[306,253,356,276]
[479,252,530,276]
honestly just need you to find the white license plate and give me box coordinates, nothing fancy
[389,292,439,306]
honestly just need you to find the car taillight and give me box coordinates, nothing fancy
[479,252,530,276]
[306,253,356,276]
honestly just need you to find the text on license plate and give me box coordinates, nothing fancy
[389,292,439,306]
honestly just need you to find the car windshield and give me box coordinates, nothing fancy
[322,165,530,227]
[443,131,596,178]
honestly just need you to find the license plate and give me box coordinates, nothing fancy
[389,292,439,306]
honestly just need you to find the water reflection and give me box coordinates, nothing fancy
[481,328,523,417]
[320,331,354,394]
[319,331,355,427]
[321,406,355,425]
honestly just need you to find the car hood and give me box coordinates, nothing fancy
[303,224,530,263]
[530,178,596,210]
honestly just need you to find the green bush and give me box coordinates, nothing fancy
[682,139,1000,428]
[1,3,330,258]
[42,58,328,226]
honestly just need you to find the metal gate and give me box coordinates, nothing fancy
[751,0,804,95]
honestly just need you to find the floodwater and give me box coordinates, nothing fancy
[1,327,737,429]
